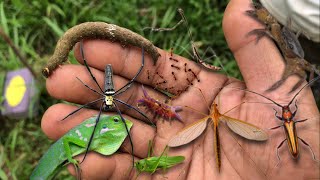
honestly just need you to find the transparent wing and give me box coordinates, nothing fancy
[168,117,208,147]
[220,115,268,141]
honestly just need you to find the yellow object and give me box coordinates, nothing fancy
[5,75,26,107]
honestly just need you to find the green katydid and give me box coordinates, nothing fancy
[134,141,185,177]
[30,114,133,180]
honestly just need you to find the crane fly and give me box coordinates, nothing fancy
[168,88,268,171]
[242,75,320,164]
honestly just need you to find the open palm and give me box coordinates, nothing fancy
[41,0,319,179]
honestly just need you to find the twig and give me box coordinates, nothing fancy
[0,27,37,78]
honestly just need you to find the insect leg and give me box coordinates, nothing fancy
[295,119,307,123]
[268,124,283,130]
[61,98,104,121]
[76,77,105,96]
[74,163,82,180]
[275,139,287,167]
[298,137,319,162]
[115,47,145,96]
[80,40,104,93]
[114,98,154,126]
[273,108,283,121]
[291,100,298,118]
[80,102,104,163]
[298,136,319,163]
[113,102,135,166]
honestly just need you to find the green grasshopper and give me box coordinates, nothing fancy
[30,114,133,180]
[134,141,185,177]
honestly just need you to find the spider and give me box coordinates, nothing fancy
[62,40,151,164]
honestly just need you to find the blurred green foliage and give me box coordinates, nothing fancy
[0,0,238,179]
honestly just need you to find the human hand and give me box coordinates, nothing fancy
[41,0,319,179]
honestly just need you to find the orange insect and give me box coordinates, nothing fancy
[243,76,320,164]
[168,88,268,171]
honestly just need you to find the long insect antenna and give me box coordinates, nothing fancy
[222,102,245,115]
[183,105,208,117]
[115,47,145,96]
[61,98,104,121]
[288,75,320,107]
[242,88,283,108]
[114,98,155,126]
[195,87,212,112]
[73,162,82,180]
[80,103,104,163]
[80,41,104,93]
[113,102,135,166]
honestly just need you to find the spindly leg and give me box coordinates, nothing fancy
[61,98,104,121]
[80,40,103,93]
[114,102,135,165]
[114,98,153,125]
[115,47,145,96]
[295,119,307,123]
[269,124,283,130]
[291,100,298,117]
[81,102,104,163]
[298,137,319,162]
[273,108,283,121]
[76,77,104,96]
[276,139,287,166]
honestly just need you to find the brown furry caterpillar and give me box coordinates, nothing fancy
[42,22,160,78]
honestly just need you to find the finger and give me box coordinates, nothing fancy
[74,39,229,95]
[41,103,155,158]
[46,63,225,126]
[46,64,158,123]
[67,153,138,179]
[223,0,301,92]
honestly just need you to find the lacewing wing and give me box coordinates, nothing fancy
[221,115,268,141]
[168,117,209,147]
[168,114,268,147]
[167,104,268,172]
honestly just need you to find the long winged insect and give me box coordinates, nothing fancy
[168,88,268,171]
[61,41,151,164]
[242,76,320,165]
[134,141,185,179]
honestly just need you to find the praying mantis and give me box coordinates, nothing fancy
[30,114,133,180]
